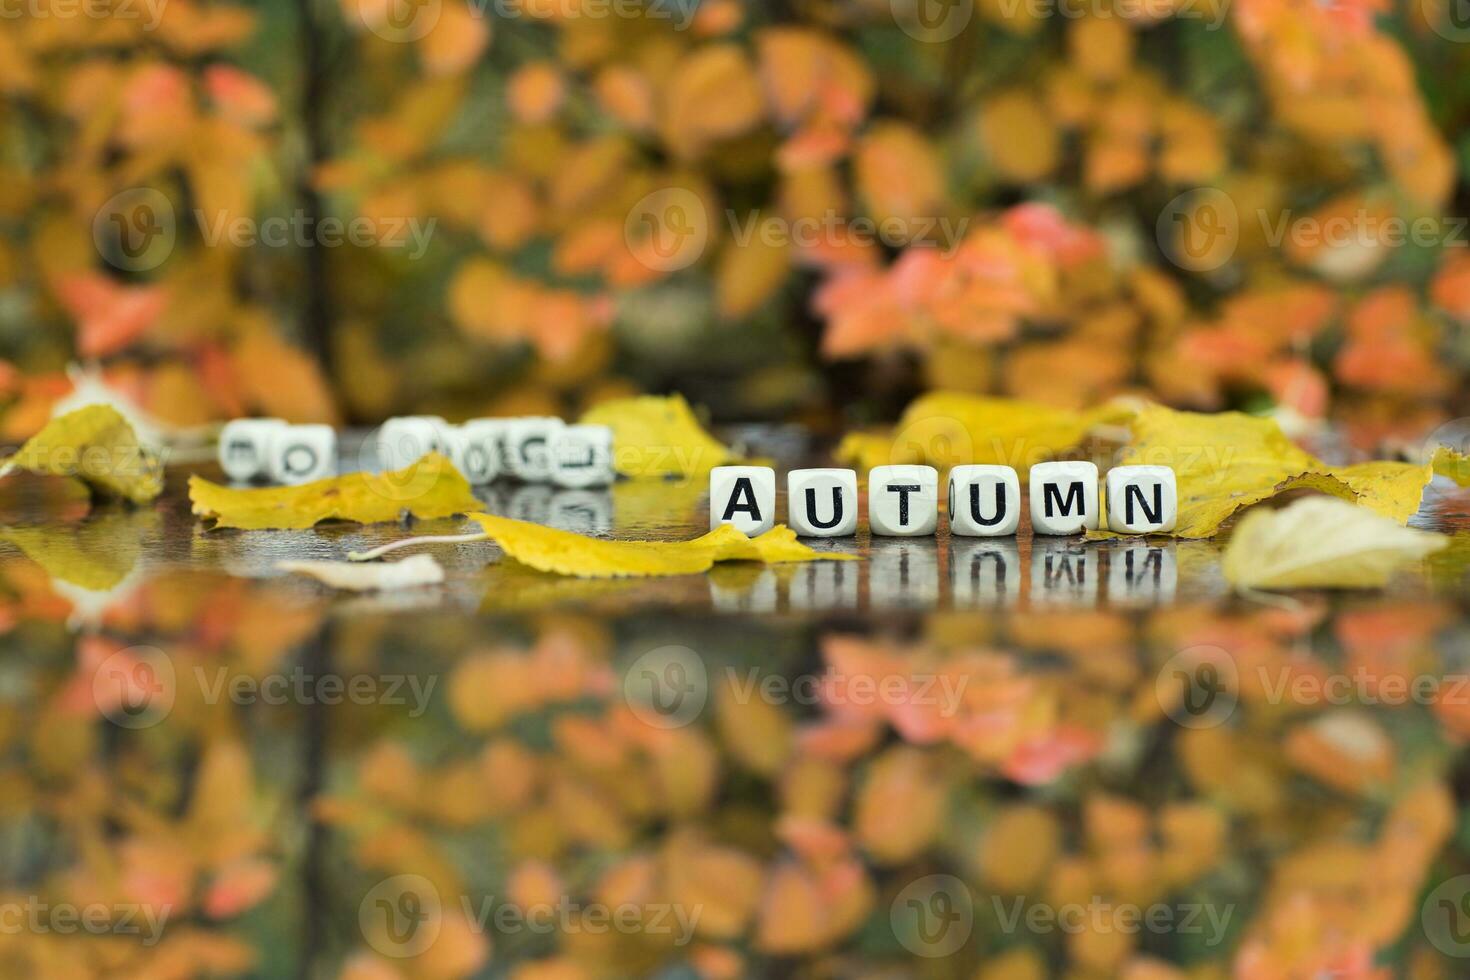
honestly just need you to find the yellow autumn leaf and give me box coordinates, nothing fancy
[836,392,1127,476]
[661,45,765,160]
[854,123,945,227]
[1111,404,1356,536]
[979,91,1059,182]
[469,513,855,578]
[580,393,737,478]
[190,452,481,530]
[1112,405,1470,536]
[717,237,790,319]
[1223,496,1449,590]
[1334,460,1436,524]
[1,404,164,504]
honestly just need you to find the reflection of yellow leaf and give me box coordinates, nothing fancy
[470,513,855,578]
[190,453,480,530]
[1223,497,1448,590]
[2,405,164,504]
[1,519,143,591]
[580,394,736,478]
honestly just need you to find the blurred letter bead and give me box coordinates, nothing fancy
[551,425,615,489]
[268,424,337,485]
[1029,460,1100,535]
[869,464,939,536]
[710,466,776,535]
[1106,465,1178,533]
[378,416,454,471]
[947,464,1021,537]
[503,417,566,482]
[787,468,858,537]
[218,418,287,482]
[454,421,503,485]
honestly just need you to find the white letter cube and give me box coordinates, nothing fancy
[1106,465,1178,533]
[868,464,938,536]
[710,465,775,535]
[947,464,1021,537]
[218,418,287,482]
[502,417,565,482]
[378,416,454,471]
[453,421,503,485]
[268,424,337,485]
[786,468,858,537]
[551,424,615,488]
[1029,460,1100,535]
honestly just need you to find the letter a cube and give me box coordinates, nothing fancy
[710,466,775,535]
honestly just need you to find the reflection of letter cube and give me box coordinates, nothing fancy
[378,416,454,471]
[454,420,504,485]
[268,425,337,485]
[218,418,287,482]
[1029,461,1099,535]
[947,464,1021,537]
[1105,465,1178,533]
[549,489,612,534]
[502,417,565,482]
[786,468,858,537]
[550,425,615,489]
[869,465,938,536]
[710,466,775,535]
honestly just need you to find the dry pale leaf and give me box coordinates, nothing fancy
[1222,496,1449,590]
[277,554,445,591]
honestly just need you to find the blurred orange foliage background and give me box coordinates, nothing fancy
[1,0,1467,446]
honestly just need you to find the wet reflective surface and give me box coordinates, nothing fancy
[3,429,1470,977]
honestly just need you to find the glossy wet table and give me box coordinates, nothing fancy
[2,426,1469,977]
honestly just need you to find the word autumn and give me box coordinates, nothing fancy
[710,462,1178,537]
[217,416,611,489]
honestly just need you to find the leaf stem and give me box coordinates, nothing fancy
[347,532,490,562]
